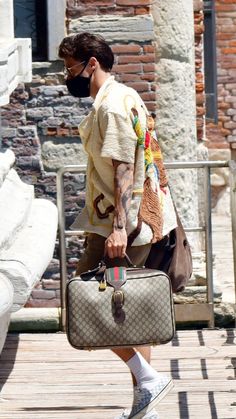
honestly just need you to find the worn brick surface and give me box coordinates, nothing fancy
[116,0,150,5]
[67,0,150,17]
[111,44,142,53]
[206,0,236,148]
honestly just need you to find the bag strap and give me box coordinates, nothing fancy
[103,253,134,268]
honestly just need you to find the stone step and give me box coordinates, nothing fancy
[71,15,154,42]
[0,168,34,251]
[0,274,14,353]
[174,285,222,304]
[9,307,60,332]
[0,198,58,312]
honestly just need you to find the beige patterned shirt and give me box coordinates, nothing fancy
[71,76,177,245]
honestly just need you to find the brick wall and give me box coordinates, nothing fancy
[194,0,205,142]
[111,44,156,111]
[67,1,156,110]
[206,0,236,149]
[66,0,151,19]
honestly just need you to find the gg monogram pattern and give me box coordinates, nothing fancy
[66,270,175,350]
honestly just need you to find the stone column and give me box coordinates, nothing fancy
[0,0,14,39]
[152,0,200,251]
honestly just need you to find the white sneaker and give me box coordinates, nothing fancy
[129,375,173,419]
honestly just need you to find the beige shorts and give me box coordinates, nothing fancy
[75,233,152,276]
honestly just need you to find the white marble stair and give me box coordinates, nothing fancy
[0,149,58,352]
[0,168,34,251]
[0,198,58,311]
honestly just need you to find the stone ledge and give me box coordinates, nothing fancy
[174,285,222,304]
[9,308,60,332]
[70,15,154,42]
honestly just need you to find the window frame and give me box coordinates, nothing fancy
[47,0,66,61]
[13,0,66,61]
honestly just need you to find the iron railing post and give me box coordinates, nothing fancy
[57,165,87,331]
[204,166,214,328]
[56,168,67,331]
[229,159,236,327]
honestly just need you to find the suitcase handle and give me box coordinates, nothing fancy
[103,253,134,268]
[79,254,135,282]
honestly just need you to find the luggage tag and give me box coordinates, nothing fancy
[105,267,127,324]
[105,266,127,288]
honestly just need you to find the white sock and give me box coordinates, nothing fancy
[127,352,161,390]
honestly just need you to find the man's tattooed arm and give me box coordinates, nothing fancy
[112,160,134,231]
[104,160,134,258]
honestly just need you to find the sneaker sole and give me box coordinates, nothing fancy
[129,379,174,419]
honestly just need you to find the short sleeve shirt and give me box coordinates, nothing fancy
[71,76,177,245]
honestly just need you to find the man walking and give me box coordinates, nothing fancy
[59,32,176,419]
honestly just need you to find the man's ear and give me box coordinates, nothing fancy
[88,56,98,70]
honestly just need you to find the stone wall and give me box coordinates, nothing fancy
[1,0,157,308]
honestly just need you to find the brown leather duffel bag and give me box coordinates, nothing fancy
[145,209,192,293]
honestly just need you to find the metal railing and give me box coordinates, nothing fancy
[57,160,236,331]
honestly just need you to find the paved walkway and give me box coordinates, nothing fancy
[0,329,235,419]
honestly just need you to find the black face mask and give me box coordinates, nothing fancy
[66,73,92,98]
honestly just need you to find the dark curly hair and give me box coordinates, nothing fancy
[58,32,114,72]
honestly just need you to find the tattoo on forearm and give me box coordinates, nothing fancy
[112,161,134,231]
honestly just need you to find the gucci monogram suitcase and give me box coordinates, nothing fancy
[66,265,175,350]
